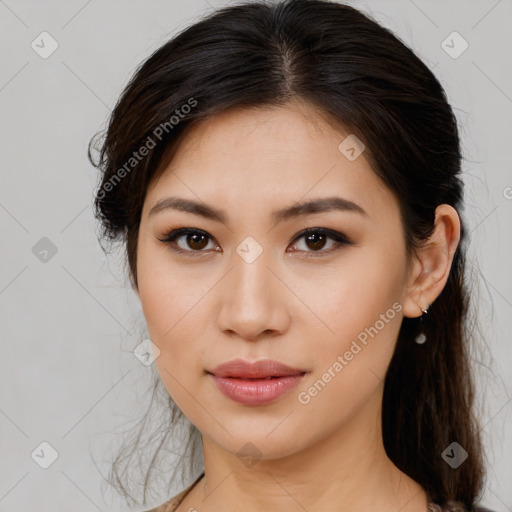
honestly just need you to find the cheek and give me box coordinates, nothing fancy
[292,301,402,447]
[137,239,195,339]
[138,272,204,357]
[292,247,405,346]
[138,273,206,411]
[136,246,213,410]
[292,251,405,413]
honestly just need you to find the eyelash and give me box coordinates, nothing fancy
[157,227,354,258]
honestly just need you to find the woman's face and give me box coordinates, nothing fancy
[136,100,414,460]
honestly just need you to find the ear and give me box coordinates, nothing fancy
[402,204,461,319]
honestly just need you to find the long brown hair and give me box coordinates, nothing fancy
[89,0,487,508]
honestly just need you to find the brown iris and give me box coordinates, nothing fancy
[304,232,327,251]
[186,233,209,250]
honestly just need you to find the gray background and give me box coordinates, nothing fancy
[0,0,511,511]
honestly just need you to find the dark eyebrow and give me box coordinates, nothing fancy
[272,196,368,223]
[148,195,368,223]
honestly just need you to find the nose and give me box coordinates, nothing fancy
[216,252,290,342]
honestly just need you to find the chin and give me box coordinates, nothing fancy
[200,412,315,460]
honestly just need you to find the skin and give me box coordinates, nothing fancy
[135,99,460,512]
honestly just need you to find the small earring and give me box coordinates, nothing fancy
[415,332,427,344]
[415,304,430,344]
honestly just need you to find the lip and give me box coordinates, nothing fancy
[210,358,307,379]
[208,359,308,406]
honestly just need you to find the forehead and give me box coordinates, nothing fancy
[145,101,398,224]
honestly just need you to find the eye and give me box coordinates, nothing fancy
[157,227,353,257]
[158,227,219,256]
[287,227,353,257]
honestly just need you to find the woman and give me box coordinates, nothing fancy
[89,1,495,510]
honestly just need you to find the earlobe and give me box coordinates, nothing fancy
[402,204,461,319]
[402,255,431,319]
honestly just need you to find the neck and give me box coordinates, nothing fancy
[195,390,427,512]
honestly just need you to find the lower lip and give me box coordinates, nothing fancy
[210,374,306,406]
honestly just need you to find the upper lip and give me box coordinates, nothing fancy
[209,358,307,379]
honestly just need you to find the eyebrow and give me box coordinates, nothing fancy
[148,195,368,224]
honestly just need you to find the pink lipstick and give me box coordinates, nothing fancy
[208,358,307,406]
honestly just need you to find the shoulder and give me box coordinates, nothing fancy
[141,472,205,512]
